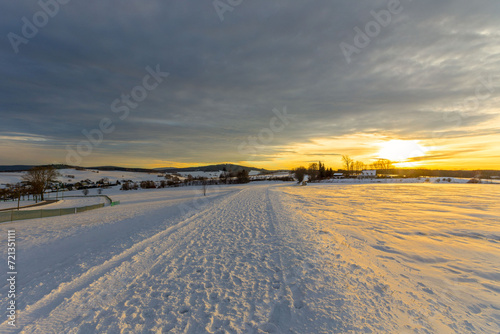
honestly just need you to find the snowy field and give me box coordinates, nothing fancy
[0,201,37,210]
[0,170,164,187]
[0,183,499,333]
[0,168,266,188]
[321,177,499,184]
[0,192,110,211]
[18,197,108,210]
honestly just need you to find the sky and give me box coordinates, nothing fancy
[1,0,500,170]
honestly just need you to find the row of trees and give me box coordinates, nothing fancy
[340,156,497,179]
[22,166,59,201]
[291,162,337,183]
[1,167,117,203]
[120,170,252,191]
[218,169,250,184]
[0,186,38,203]
[291,154,499,183]
[291,156,397,183]
[341,155,394,174]
[1,167,255,197]
[0,166,60,203]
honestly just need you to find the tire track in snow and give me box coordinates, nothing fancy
[4,185,322,333]
[0,188,244,333]
[259,186,326,333]
[258,187,293,333]
[89,185,306,333]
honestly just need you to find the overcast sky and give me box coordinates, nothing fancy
[1,0,499,169]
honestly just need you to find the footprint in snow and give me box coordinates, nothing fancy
[178,307,189,314]
[233,275,242,285]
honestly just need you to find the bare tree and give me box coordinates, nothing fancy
[22,166,59,202]
[0,188,7,202]
[374,159,394,174]
[13,184,21,210]
[373,159,383,170]
[342,155,353,175]
[384,159,394,171]
[202,179,207,196]
[354,161,365,174]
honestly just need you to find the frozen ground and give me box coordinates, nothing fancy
[18,197,108,210]
[0,201,37,210]
[0,183,499,333]
[0,170,164,187]
[321,177,500,184]
[0,169,265,188]
[0,194,108,211]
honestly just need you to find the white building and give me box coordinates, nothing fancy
[360,170,377,178]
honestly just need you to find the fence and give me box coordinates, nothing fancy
[62,195,113,205]
[0,202,107,223]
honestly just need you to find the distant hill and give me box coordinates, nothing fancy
[0,164,69,172]
[89,166,160,173]
[0,164,268,174]
[90,164,267,173]
[0,165,37,172]
[154,163,268,173]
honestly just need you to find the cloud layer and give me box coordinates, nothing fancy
[1,0,500,168]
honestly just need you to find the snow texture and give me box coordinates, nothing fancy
[0,183,499,333]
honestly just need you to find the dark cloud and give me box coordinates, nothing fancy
[1,0,499,166]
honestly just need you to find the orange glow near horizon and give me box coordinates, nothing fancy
[29,132,497,171]
[112,111,500,171]
[234,133,500,171]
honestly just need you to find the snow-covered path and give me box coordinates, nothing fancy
[0,183,499,333]
[3,185,332,333]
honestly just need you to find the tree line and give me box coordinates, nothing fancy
[341,155,394,174]
[291,154,499,183]
[0,166,59,203]
[291,156,396,183]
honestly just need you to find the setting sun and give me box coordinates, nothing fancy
[377,140,429,166]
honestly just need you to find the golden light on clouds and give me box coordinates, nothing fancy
[237,132,500,171]
[237,134,424,169]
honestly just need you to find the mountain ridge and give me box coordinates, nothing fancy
[0,163,270,173]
